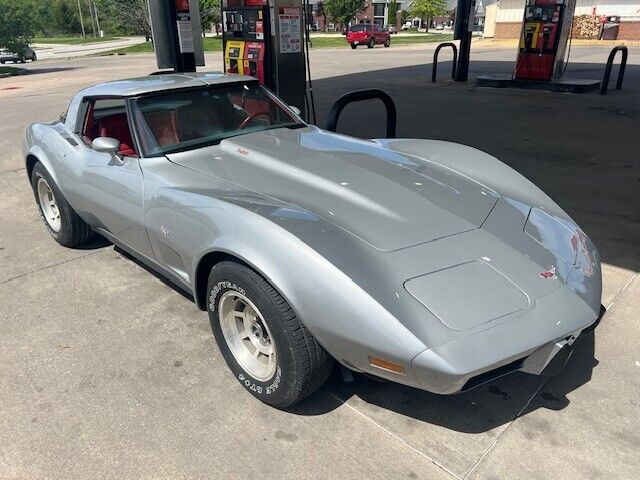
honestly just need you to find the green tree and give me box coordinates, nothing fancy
[316,1,327,32]
[0,0,39,53]
[409,0,447,28]
[109,0,152,38]
[199,0,221,36]
[323,0,366,30]
[49,0,82,35]
[388,0,398,27]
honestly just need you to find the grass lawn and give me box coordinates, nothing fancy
[99,34,453,56]
[0,66,22,75]
[33,36,121,45]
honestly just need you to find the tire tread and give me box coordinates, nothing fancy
[210,261,334,407]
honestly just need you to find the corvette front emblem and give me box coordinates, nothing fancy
[539,266,557,279]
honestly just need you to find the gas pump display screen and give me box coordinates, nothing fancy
[525,6,560,22]
[224,11,244,38]
[248,48,260,59]
[228,47,240,58]
[244,10,265,40]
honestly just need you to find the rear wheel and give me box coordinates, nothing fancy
[31,162,93,247]
[367,38,375,48]
[207,261,334,408]
[19,56,26,64]
[350,43,357,49]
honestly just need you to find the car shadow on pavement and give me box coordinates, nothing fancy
[75,232,112,250]
[289,331,597,434]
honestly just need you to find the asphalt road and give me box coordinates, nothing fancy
[1,44,639,479]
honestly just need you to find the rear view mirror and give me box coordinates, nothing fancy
[92,136,121,153]
[289,105,302,117]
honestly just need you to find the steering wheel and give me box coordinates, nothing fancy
[239,110,273,129]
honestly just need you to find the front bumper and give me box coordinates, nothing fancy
[409,288,604,395]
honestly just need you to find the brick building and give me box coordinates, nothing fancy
[308,0,408,31]
[484,0,640,40]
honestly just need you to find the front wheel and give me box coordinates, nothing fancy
[384,38,390,48]
[350,43,357,49]
[207,261,334,408]
[367,38,375,48]
[31,162,93,247]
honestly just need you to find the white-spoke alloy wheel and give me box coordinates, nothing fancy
[219,290,277,382]
[36,177,61,232]
[207,261,334,408]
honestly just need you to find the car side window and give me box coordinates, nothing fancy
[81,98,138,157]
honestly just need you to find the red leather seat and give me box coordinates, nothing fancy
[145,110,179,146]
[95,113,137,157]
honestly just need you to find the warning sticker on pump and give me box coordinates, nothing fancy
[177,15,194,53]
[278,13,301,54]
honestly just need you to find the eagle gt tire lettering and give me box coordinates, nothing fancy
[207,261,334,408]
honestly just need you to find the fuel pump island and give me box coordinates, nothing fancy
[476,0,602,92]
[149,0,309,115]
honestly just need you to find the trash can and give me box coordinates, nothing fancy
[601,16,621,40]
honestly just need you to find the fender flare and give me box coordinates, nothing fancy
[25,145,60,187]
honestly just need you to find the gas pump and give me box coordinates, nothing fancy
[225,40,246,74]
[221,0,307,113]
[244,42,266,82]
[515,0,575,81]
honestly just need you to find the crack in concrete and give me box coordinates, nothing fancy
[463,381,545,479]
[329,392,461,480]
[606,271,639,311]
[0,250,102,286]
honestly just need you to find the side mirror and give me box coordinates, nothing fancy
[289,105,302,117]
[92,136,121,153]
[92,137,124,165]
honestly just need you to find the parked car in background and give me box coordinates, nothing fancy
[0,47,37,64]
[401,21,413,31]
[388,26,398,34]
[436,24,444,31]
[346,24,391,49]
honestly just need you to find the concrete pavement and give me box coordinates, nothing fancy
[1,44,639,479]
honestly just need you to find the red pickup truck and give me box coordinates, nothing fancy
[346,24,391,49]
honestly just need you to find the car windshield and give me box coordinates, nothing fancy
[350,25,368,32]
[132,82,304,155]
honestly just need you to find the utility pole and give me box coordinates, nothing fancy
[88,0,97,37]
[93,1,102,36]
[77,0,86,38]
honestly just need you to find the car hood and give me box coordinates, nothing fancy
[166,126,499,251]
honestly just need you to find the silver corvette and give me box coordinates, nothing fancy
[23,73,604,407]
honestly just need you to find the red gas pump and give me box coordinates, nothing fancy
[515,0,570,81]
[244,42,266,83]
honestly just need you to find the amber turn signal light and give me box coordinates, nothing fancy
[368,356,406,375]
